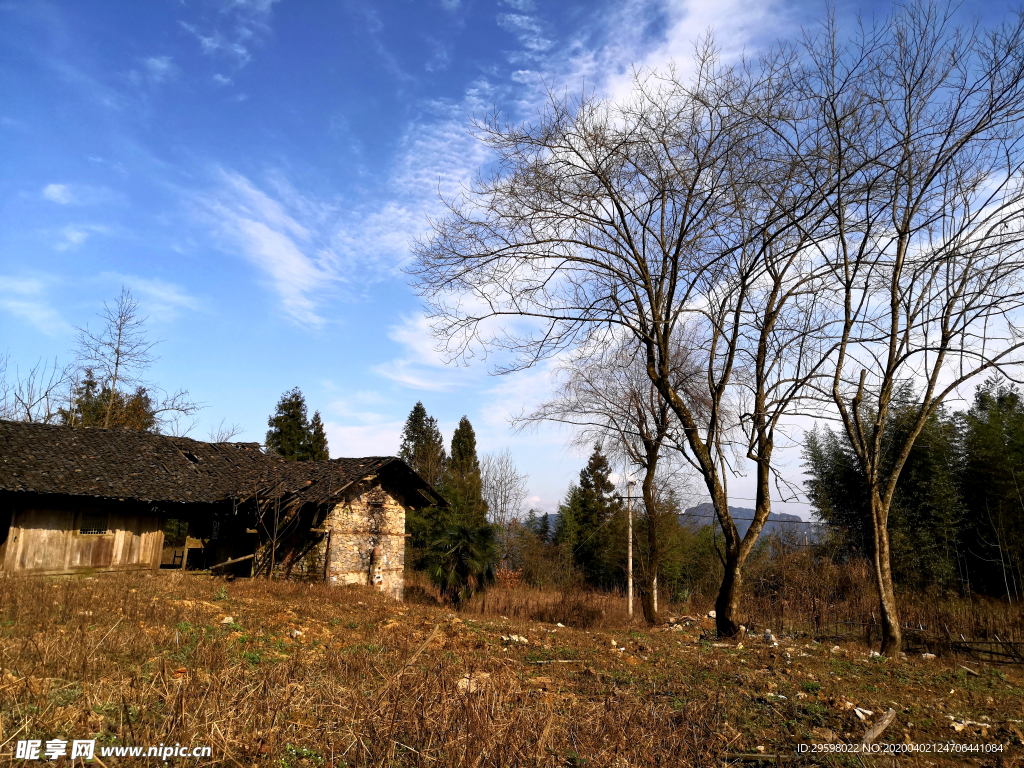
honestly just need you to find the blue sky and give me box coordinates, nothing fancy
[0,0,1009,515]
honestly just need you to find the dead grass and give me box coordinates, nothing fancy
[0,572,1021,767]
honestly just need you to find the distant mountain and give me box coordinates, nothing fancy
[679,503,820,543]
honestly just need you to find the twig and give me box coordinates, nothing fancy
[376,624,442,699]
[212,723,246,768]
[89,617,123,660]
[535,709,555,762]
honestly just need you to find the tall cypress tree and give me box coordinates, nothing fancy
[398,401,448,486]
[266,388,310,460]
[399,402,450,559]
[564,444,622,588]
[445,416,488,527]
[308,411,330,461]
[265,388,329,461]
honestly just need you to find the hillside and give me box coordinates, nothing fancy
[681,503,820,542]
[0,572,1019,766]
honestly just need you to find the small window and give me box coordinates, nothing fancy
[79,512,109,535]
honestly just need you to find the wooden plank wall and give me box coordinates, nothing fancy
[0,505,164,575]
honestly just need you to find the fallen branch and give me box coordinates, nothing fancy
[958,664,980,677]
[209,554,255,571]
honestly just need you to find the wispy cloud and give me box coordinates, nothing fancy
[371,313,484,391]
[199,169,343,326]
[53,224,110,251]
[141,55,175,84]
[363,0,794,404]
[0,276,68,335]
[497,13,553,52]
[42,183,73,204]
[100,273,201,320]
[179,0,281,69]
[41,182,115,206]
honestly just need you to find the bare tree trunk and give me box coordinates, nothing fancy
[871,492,901,655]
[640,469,661,625]
[715,549,743,636]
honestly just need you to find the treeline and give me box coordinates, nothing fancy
[508,444,726,610]
[396,401,530,604]
[805,378,1024,601]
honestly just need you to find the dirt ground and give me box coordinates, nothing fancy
[0,572,1021,767]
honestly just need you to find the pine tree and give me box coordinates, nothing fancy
[398,401,448,486]
[60,369,157,431]
[537,512,551,543]
[445,416,488,527]
[569,444,622,587]
[553,484,582,556]
[308,411,330,461]
[399,402,451,561]
[265,388,329,461]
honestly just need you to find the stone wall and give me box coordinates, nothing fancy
[324,482,406,600]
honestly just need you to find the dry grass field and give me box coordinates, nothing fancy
[0,572,1021,767]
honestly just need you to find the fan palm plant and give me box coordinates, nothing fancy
[425,524,498,607]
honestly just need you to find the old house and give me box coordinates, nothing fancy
[0,420,445,599]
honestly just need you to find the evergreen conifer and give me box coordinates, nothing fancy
[308,411,330,461]
[265,388,330,461]
[445,416,488,527]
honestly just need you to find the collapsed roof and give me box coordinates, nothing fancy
[0,420,445,510]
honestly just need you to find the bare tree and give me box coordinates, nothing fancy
[411,50,835,636]
[74,286,158,428]
[481,447,530,555]
[208,418,245,443]
[71,286,201,432]
[794,4,1024,653]
[0,356,70,424]
[521,335,703,623]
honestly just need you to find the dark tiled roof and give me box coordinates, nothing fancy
[0,420,438,507]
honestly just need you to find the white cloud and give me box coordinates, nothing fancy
[327,390,392,425]
[199,169,343,325]
[42,184,73,204]
[497,13,552,52]
[144,56,174,83]
[213,73,233,86]
[100,273,201,319]
[58,227,88,248]
[179,0,280,68]
[325,420,404,458]
[371,313,486,392]
[41,182,115,206]
[53,224,109,251]
[0,276,67,335]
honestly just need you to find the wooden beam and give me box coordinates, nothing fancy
[209,553,256,571]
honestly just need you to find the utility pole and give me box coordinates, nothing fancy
[627,478,634,619]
